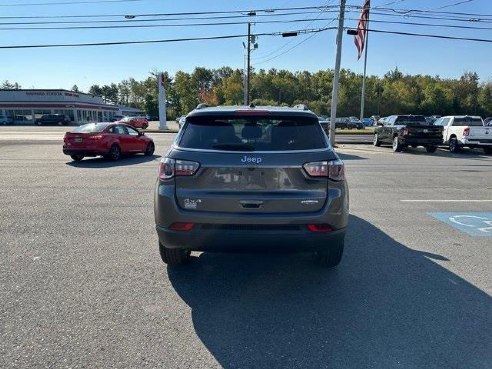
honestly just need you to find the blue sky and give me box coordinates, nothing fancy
[1,0,491,92]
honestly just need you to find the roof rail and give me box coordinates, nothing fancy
[293,104,309,111]
[195,103,210,110]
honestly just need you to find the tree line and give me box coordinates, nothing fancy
[3,67,492,119]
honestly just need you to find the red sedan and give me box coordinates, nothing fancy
[63,122,155,162]
[116,116,149,129]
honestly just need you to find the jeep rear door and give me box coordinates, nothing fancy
[173,114,336,214]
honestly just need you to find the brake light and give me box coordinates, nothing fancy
[303,159,345,181]
[463,127,470,136]
[307,224,333,233]
[169,222,195,231]
[175,160,200,176]
[303,161,328,177]
[234,110,270,116]
[159,158,200,180]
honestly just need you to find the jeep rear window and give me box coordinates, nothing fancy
[73,123,109,133]
[453,117,483,126]
[179,115,326,151]
[395,116,427,125]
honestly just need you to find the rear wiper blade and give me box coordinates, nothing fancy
[212,143,255,151]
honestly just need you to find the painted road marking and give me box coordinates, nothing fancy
[429,212,492,237]
[402,200,492,202]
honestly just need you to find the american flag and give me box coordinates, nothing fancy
[354,0,370,60]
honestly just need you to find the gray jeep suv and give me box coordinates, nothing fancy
[154,105,349,267]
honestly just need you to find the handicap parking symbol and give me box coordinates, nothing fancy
[429,212,492,237]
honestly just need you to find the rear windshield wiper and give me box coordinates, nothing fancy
[211,143,255,151]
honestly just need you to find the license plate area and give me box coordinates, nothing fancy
[74,138,82,143]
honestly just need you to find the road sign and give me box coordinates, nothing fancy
[429,212,492,237]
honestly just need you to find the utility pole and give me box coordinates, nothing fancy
[329,0,346,147]
[246,22,251,105]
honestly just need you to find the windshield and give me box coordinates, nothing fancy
[73,123,109,133]
[179,115,327,151]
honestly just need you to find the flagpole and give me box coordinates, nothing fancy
[359,6,369,121]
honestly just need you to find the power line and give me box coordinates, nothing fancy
[0,5,335,19]
[434,0,475,10]
[367,27,492,43]
[0,10,339,26]
[253,0,335,60]
[0,0,143,6]
[0,23,489,52]
[0,26,336,49]
[255,20,337,65]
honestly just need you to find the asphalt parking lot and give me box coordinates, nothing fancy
[1,127,491,369]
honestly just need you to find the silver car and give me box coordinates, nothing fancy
[154,105,349,267]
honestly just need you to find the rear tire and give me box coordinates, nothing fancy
[145,142,155,156]
[392,136,402,152]
[449,137,460,153]
[426,145,437,153]
[108,144,121,161]
[159,242,191,266]
[313,241,344,268]
[373,133,381,147]
[70,154,84,161]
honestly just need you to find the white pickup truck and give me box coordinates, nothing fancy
[434,116,492,154]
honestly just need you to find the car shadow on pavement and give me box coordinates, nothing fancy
[399,147,491,159]
[337,153,367,161]
[168,215,491,369]
[66,154,160,168]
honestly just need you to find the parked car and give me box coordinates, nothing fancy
[373,114,443,152]
[335,117,350,129]
[154,105,349,267]
[0,115,13,125]
[35,114,70,126]
[433,115,491,154]
[483,117,492,125]
[63,122,155,161]
[110,115,124,122]
[362,117,373,127]
[370,115,380,123]
[318,116,330,135]
[13,115,29,124]
[116,116,149,129]
[348,117,364,129]
[376,116,388,126]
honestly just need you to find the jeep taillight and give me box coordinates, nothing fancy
[463,127,470,136]
[303,159,345,181]
[159,158,200,180]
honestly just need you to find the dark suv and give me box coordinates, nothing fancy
[154,105,349,267]
[35,114,70,126]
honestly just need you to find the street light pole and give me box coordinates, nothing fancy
[329,0,346,147]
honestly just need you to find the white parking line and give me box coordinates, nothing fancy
[401,199,492,202]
